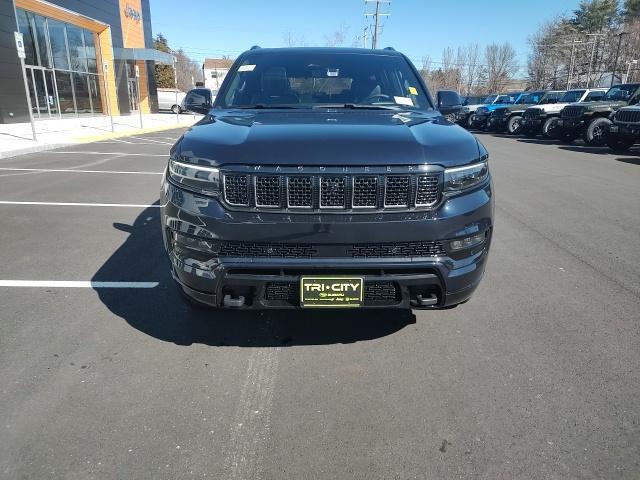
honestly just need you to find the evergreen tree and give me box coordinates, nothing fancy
[154,34,175,88]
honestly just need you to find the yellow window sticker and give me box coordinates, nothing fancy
[408,86,418,95]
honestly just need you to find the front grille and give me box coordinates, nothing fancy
[223,175,249,206]
[524,108,542,119]
[349,241,446,258]
[562,106,585,119]
[384,176,410,207]
[320,176,347,208]
[219,241,317,258]
[492,108,508,117]
[216,240,446,258]
[255,176,281,207]
[616,109,640,123]
[287,176,313,208]
[263,281,399,306]
[222,169,442,212]
[416,176,439,206]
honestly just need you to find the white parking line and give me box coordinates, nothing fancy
[48,151,168,157]
[0,280,158,288]
[0,201,160,208]
[127,136,174,145]
[0,167,162,175]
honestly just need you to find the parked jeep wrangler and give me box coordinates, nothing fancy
[164,47,493,310]
[608,104,640,152]
[469,93,520,130]
[521,88,606,138]
[457,94,498,129]
[555,83,640,145]
[487,90,562,135]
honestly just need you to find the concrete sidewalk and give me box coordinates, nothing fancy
[0,113,202,158]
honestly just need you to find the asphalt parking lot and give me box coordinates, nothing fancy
[0,129,639,479]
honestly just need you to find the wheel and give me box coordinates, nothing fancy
[507,115,523,135]
[583,117,611,146]
[607,138,634,152]
[542,117,558,138]
[171,104,182,114]
[466,114,474,129]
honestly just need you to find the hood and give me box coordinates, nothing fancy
[174,109,483,169]
[572,100,628,111]
[537,102,570,113]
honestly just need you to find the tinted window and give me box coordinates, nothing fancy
[47,20,69,70]
[220,52,431,109]
[483,95,497,103]
[66,25,87,72]
[560,90,585,103]
[584,90,605,101]
[185,89,210,106]
[604,84,640,100]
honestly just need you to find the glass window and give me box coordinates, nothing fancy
[73,73,92,113]
[16,9,37,65]
[88,75,103,113]
[220,52,431,109]
[584,91,605,101]
[66,25,87,72]
[55,71,75,115]
[47,19,69,70]
[32,14,50,68]
[83,30,97,73]
[26,69,38,115]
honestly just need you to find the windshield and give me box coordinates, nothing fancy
[560,90,585,103]
[482,95,497,104]
[219,51,432,109]
[604,84,640,101]
[463,96,482,105]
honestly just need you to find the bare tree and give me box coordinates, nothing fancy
[174,49,203,91]
[484,42,519,92]
[283,31,307,47]
[462,44,482,95]
[324,24,350,47]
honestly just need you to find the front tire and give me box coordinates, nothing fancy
[507,115,523,135]
[542,117,558,138]
[171,104,182,114]
[584,117,611,146]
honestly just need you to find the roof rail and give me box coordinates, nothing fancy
[250,45,261,50]
[383,47,396,51]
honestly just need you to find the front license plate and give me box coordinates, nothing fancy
[300,277,363,308]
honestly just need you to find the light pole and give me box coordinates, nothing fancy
[611,32,628,87]
[625,59,638,83]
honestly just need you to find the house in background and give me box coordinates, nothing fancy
[203,58,234,90]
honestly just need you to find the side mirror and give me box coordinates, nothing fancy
[183,89,212,114]
[437,90,463,116]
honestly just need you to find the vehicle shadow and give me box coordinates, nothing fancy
[92,205,416,347]
[616,156,640,165]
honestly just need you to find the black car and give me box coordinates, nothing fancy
[555,83,640,145]
[161,47,493,310]
[608,105,640,152]
[487,90,564,135]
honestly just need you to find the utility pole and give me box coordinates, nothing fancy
[567,39,577,90]
[611,32,628,87]
[585,33,605,88]
[365,0,390,49]
[625,59,638,83]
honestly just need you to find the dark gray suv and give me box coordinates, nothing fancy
[161,47,493,310]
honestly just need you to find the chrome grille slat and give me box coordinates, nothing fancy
[562,106,584,119]
[384,176,411,207]
[352,176,378,208]
[223,174,250,206]
[320,176,347,208]
[254,175,281,207]
[415,175,440,206]
[616,110,640,123]
[287,176,313,208]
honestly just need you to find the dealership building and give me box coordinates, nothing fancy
[0,0,173,124]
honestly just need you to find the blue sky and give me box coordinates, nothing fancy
[149,0,582,76]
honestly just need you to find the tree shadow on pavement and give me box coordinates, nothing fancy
[93,205,416,347]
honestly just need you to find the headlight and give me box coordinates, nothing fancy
[168,158,220,195]
[444,161,489,192]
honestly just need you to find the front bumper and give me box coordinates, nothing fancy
[521,117,544,132]
[610,123,640,139]
[160,179,494,309]
[487,116,508,131]
[556,117,586,133]
[470,113,489,129]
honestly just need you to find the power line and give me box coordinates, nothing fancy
[364,0,391,49]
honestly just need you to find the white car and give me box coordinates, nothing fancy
[521,88,608,137]
[157,88,187,114]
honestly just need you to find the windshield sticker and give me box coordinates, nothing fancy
[394,96,414,106]
[238,64,256,72]
[327,68,339,77]
[408,86,418,95]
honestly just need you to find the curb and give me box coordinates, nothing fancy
[0,143,75,160]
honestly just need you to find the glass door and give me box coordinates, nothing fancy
[44,70,60,116]
[128,78,139,112]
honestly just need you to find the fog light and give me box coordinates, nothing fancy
[170,231,220,270]
[449,232,486,251]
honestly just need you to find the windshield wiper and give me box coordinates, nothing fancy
[312,103,403,110]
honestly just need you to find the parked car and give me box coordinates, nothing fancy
[168,46,493,310]
[470,93,521,130]
[157,88,186,114]
[487,90,562,135]
[456,95,489,127]
[555,83,640,145]
[607,103,640,152]
[521,88,607,138]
